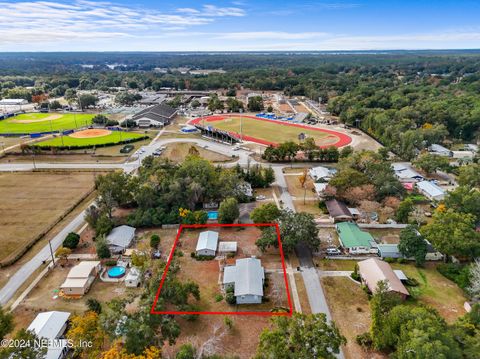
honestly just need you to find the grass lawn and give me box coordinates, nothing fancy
[160,142,233,163]
[0,171,97,264]
[35,131,146,147]
[316,259,359,271]
[0,113,95,134]
[206,116,337,145]
[391,262,467,322]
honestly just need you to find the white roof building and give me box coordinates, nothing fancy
[416,180,445,201]
[392,163,424,182]
[27,311,71,359]
[429,144,453,157]
[196,231,219,255]
[223,257,265,304]
[218,241,238,253]
[313,183,327,197]
[308,166,336,181]
[67,261,100,278]
[0,98,28,105]
[107,225,136,253]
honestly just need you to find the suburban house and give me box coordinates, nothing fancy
[27,311,71,359]
[335,222,378,254]
[416,180,446,201]
[377,240,443,261]
[392,163,424,182]
[218,241,238,254]
[235,181,253,198]
[223,257,265,304]
[357,258,409,299]
[308,166,337,181]
[131,103,177,128]
[313,182,328,197]
[429,143,453,157]
[196,230,219,256]
[326,199,353,222]
[60,261,101,296]
[125,267,142,288]
[107,225,136,254]
[0,98,28,105]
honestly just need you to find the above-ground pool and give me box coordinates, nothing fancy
[108,266,126,278]
[208,211,218,220]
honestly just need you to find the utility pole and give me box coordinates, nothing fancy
[48,239,55,265]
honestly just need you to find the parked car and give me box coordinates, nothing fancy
[326,248,342,255]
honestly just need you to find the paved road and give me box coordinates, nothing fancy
[0,208,88,305]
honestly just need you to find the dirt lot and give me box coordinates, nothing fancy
[156,226,290,314]
[322,277,386,359]
[0,171,98,264]
[160,142,233,163]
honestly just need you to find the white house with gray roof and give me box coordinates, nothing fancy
[223,257,265,304]
[196,230,219,256]
[106,225,136,254]
[27,311,71,359]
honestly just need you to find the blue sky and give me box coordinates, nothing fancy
[0,0,479,51]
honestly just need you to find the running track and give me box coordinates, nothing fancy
[189,115,352,147]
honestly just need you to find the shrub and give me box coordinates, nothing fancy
[356,332,373,348]
[86,298,102,314]
[437,263,471,290]
[105,260,117,266]
[397,257,407,264]
[384,257,395,263]
[224,316,234,330]
[150,234,160,249]
[351,272,361,281]
[95,236,111,259]
[63,232,80,249]
[195,255,215,261]
[215,294,223,302]
[190,252,196,258]
[405,277,419,287]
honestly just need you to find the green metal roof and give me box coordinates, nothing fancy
[336,222,375,248]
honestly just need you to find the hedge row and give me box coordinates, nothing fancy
[33,135,149,151]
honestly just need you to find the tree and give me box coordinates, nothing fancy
[256,313,346,359]
[150,234,160,249]
[114,92,142,106]
[0,329,46,359]
[247,96,264,112]
[413,153,450,175]
[96,235,111,259]
[78,93,98,109]
[298,169,308,205]
[395,198,414,223]
[87,298,102,314]
[458,163,480,188]
[92,114,109,125]
[468,258,480,302]
[398,225,427,266]
[100,342,162,359]
[0,305,13,340]
[55,247,72,262]
[218,197,239,224]
[444,186,480,221]
[421,209,480,259]
[95,214,114,237]
[250,203,281,224]
[329,168,369,195]
[63,232,80,249]
[256,210,319,253]
[67,311,105,357]
[49,100,62,109]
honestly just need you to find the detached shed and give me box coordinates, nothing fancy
[125,267,141,288]
[218,241,238,254]
[196,231,219,256]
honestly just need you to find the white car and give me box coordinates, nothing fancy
[326,248,342,255]
[256,195,266,200]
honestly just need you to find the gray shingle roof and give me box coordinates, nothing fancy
[107,225,136,248]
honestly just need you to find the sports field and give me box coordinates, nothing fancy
[35,129,146,147]
[0,112,95,134]
[190,115,352,147]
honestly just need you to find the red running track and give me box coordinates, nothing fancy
[189,114,352,147]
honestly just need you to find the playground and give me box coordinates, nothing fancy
[0,112,95,134]
[35,129,147,148]
[189,115,352,147]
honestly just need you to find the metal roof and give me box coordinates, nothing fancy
[67,261,100,278]
[326,199,352,219]
[28,311,70,339]
[336,222,375,248]
[107,225,135,248]
[416,181,445,198]
[219,241,237,252]
[196,230,219,252]
[358,258,409,296]
[223,257,265,297]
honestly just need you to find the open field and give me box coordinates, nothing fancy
[0,113,95,134]
[189,115,352,147]
[35,130,147,147]
[153,226,290,314]
[0,171,98,264]
[161,142,233,163]
[322,277,386,359]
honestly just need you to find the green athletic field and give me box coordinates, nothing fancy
[35,131,146,147]
[0,113,95,134]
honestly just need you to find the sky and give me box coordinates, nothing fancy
[0,0,480,51]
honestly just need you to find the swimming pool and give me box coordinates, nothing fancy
[108,266,126,278]
[207,211,218,220]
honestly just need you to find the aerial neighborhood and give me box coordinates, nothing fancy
[0,37,480,359]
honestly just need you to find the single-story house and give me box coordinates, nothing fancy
[218,241,237,254]
[416,180,445,201]
[236,181,253,197]
[107,225,136,254]
[308,166,337,181]
[378,240,443,261]
[60,261,101,296]
[0,98,28,106]
[358,258,409,299]
[132,103,177,127]
[27,311,71,359]
[196,230,219,256]
[429,144,453,157]
[125,267,142,287]
[223,257,265,304]
[326,199,353,222]
[392,163,424,182]
[313,183,328,197]
[335,222,378,254]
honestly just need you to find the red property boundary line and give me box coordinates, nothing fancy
[189,114,352,148]
[150,223,293,316]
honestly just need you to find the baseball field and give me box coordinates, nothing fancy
[0,112,95,134]
[190,115,352,147]
[35,129,147,147]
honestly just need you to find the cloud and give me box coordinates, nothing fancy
[0,0,245,45]
[216,31,330,40]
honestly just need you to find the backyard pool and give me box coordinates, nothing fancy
[108,266,126,278]
[208,211,218,220]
